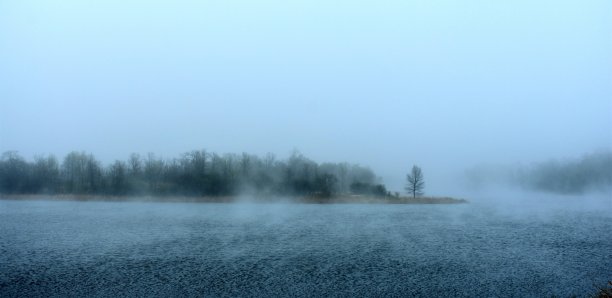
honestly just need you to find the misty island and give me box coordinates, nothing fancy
[0,150,466,204]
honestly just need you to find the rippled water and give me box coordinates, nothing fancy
[1,199,610,297]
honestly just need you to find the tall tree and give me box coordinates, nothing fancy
[0,151,29,194]
[144,153,164,193]
[108,160,128,195]
[84,154,103,193]
[62,151,87,193]
[128,153,142,177]
[32,155,59,193]
[405,165,425,198]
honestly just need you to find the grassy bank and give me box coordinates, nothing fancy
[300,195,467,204]
[0,194,468,204]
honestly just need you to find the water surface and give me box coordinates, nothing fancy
[1,199,610,297]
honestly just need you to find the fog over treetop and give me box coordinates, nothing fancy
[1,0,610,193]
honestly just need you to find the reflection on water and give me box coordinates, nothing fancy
[1,199,610,297]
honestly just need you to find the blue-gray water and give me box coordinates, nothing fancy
[1,199,610,297]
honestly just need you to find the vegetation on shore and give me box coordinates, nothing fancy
[0,150,466,204]
[0,193,467,204]
[465,150,612,195]
[0,150,390,199]
[303,195,467,204]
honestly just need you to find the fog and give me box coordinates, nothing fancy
[1,0,611,196]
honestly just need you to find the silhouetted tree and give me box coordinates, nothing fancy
[108,160,128,195]
[314,173,337,197]
[405,165,425,198]
[144,153,164,193]
[0,151,29,194]
[62,151,88,193]
[128,153,142,177]
[84,154,103,193]
[372,184,388,197]
[349,182,387,197]
[31,155,59,193]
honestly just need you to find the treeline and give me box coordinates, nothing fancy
[519,151,612,194]
[0,150,389,198]
[464,150,612,195]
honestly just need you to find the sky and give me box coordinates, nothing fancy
[1,0,611,194]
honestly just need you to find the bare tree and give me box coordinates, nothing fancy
[128,153,142,177]
[109,160,128,195]
[405,165,425,198]
[0,151,28,194]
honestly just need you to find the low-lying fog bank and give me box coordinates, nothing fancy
[455,187,611,219]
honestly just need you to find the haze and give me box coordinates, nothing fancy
[1,0,611,194]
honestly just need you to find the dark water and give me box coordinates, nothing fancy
[1,199,610,297]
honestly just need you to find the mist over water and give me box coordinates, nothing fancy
[1,199,610,297]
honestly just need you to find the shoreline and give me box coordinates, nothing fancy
[0,194,468,205]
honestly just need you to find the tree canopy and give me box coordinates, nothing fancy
[0,150,388,199]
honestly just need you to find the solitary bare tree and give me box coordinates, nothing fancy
[405,165,425,198]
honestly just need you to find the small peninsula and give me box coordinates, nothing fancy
[0,150,466,204]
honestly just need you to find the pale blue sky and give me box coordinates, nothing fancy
[1,0,611,193]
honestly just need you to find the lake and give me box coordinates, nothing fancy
[1,199,610,297]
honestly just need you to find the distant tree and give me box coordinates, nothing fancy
[84,154,103,193]
[338,163,348,193]
[372,184,388,197]
[144,153,164,193]
[128,153,142,177]
[527,151,612,194]
[108,160,128,195]
[349,182,387,197]
[240,152,251,177]
[405,165,425,198]
[314,173,337,197]
[32,155,59,193]
[0,151,29,194]
[62,151,87,193]
[350,182,367,194]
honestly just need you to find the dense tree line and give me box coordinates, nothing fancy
[0,150,389,198]
[464,150,612,195]
[519,151,612,194]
